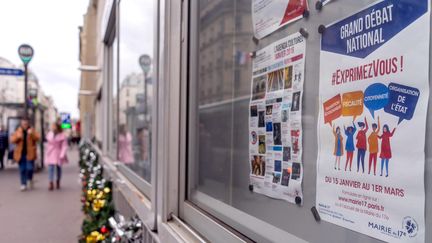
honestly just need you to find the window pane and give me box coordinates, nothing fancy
[189,0,298,236]
[189,0,253,210]
[188,0,388,240]
[118,0,154,182]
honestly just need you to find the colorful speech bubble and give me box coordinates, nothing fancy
[323,94,342,126]
[384,82,420,124]
[342,91,364,121]
[364,83,389,118]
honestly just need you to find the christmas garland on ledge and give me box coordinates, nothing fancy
[79,143,114,243]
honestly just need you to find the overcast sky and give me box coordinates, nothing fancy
[119,0,154,84]
[0,0,89,118]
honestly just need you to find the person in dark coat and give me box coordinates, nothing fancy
[0,125,8,170]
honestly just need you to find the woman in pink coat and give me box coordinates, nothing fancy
[118,124,134,164]
[45,122,68,190]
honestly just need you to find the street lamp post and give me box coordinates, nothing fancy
[139,54,151,119]
[28,87,38,124]
[18,44,34,118]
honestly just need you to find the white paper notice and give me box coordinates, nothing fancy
[316,1,430,242]
[249,32,305,204]
[252,0,308,39]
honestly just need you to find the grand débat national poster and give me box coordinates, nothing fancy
[316,1,430,242]
[249,32,305,204]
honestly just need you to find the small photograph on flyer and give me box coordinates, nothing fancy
[250,105,258,117]
[258,135,266,154]
[291,91,301,112]
[284,65,293,89]
[252,75,266,100]
[267,69,284,92]
[258,111,265,127]
[273,122,282,145]
[251,155,266,176]
[283,146,291,162]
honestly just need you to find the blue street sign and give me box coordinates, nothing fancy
[0,67,24,76]
[60,112,72,129]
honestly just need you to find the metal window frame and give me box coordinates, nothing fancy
[117,163,152,196]
[176,1,308,242]
[103,0,118,159]
[99,0,157,232]
[114,0,156,203]
[150,0,161,232]
[90,144,158,237]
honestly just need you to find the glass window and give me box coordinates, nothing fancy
[117,0,154,182]
[189,0,254,213]
[188,0,302,239]
[187,1,390,242]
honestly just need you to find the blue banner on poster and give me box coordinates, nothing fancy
[321,0,428,58]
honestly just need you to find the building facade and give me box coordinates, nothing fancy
[0,56,58,168]
[79,1,432,242]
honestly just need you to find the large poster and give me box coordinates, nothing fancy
[252,0,308,39]
[316,1,430,242]
[249,32,305,204]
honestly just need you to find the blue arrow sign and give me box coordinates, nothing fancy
[0,67,24,76]
[321,0,428,58]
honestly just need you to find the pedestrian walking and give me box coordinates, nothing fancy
[0,125,8,170]
[45,122,68,190]
[118,124,133,164]
[10,117,40,191]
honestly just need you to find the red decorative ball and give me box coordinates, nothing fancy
[100,225,108,234]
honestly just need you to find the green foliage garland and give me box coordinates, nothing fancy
[79,143,114,243]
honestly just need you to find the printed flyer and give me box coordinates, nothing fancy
[316,1,430,242]
[249,32,305,204]
[252,0,308,39]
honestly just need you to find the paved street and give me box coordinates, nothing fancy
[0,147,82,243]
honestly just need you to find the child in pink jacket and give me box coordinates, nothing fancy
[45,122,68,190]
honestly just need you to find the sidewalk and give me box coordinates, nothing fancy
[0,147,82,243]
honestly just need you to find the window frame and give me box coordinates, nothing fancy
[101,0,157,231]
[104,0,119,160]
[116,0,155,197]
[177,1,308,242]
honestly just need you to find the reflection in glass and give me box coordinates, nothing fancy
[118,0,153,182]
[118,124,133,164]
[192,0,253,202]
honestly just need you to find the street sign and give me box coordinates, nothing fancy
[139,54,151,73]
[60,112,72,129]
[18,44,34,64]
[0,67,24,76]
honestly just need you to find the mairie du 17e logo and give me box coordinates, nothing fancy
[402,216,418,238]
